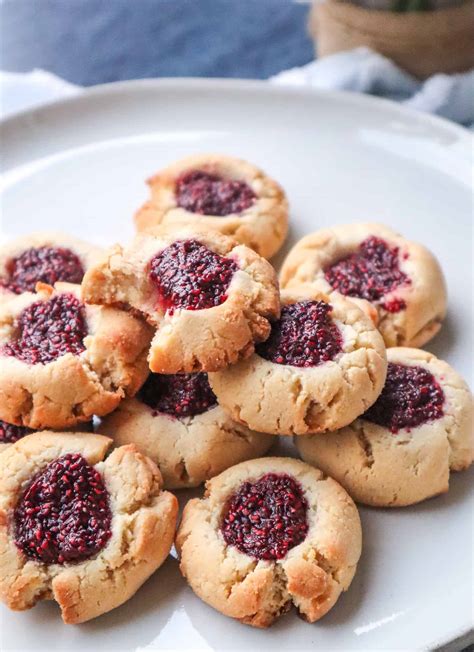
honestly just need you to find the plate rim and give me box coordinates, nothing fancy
[1,76,473,145]
[0,76,472,651]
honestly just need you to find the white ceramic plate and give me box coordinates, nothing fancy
[0,80,472,652]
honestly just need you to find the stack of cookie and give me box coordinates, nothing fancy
[0,155,471,629]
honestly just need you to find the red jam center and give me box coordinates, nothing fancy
[1,246,85,294]
[176,170,256,216]
[256,300,342,367]
[363,362,445,433]
[149,239,238,313]
[14,453,112,564]
[324,236,410,311]
[221,473,309,560]
[138,372,217,418]
[0,420,33,444]
[1,293,87,365]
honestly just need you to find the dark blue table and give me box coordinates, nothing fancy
[0,0,314,85]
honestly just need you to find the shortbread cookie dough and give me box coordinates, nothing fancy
[0,282,152,429]
[176,457,362,627]
[99,371,273,488]
[0,431,178,623]
[0,232,103,301]
[296,348,473,507]
[82,228,280,373]
[134,154,289,259]
[209,289,386,435]
[280,223,447,347]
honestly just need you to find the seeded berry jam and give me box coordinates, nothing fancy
[0,420,32,444]
[1,246,85,294]
[14,453,112,564]
[363,362,445,433]
[324,237,410,311]
[149,239,238,313]
[382,297,407,313]
[176,170,256,216]
[2,293,87,365]
[138,372,217,418]
[221,473,308,560]
[256,300,342,367]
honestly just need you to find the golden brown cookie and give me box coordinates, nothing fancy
[134,154,288,259]
[296,347,473,507]
[280,223,447,347]
[209,288,387,435]
[0,232,103,302]
[0,431,178,623]
[82,228,280,373]
[98,371,273,488]
[0,282,152,429]
[176,457,362,627]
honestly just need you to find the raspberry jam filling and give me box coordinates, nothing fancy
[324,236,410,311]
[1,246,85,294]
[256,300,342,367]
[221,473,309,560]
[14,453,112,564]
[0,420,32,444]
[138,372,217,418]
[149,239,238,313]
[363,362,445,433]
[176,170,256,216]
[1,293,87,365]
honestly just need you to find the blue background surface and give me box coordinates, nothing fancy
[0,0,314,85]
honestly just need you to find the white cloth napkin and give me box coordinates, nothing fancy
[0,69,80,118]
[271,47,474,127]
[2,51,473,127]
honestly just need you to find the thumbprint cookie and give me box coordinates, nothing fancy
[176,457,362,627]
[0,232,103,302]
[296,348,473,506]
[280,223,447,347]
[0,282,152,429]
[82,228,280,373]
[134,154,288,259]
[99,371,273,489]
[209,289,387,435]
[0,431,178,623]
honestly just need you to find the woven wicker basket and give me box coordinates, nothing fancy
[309,0,474,79]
